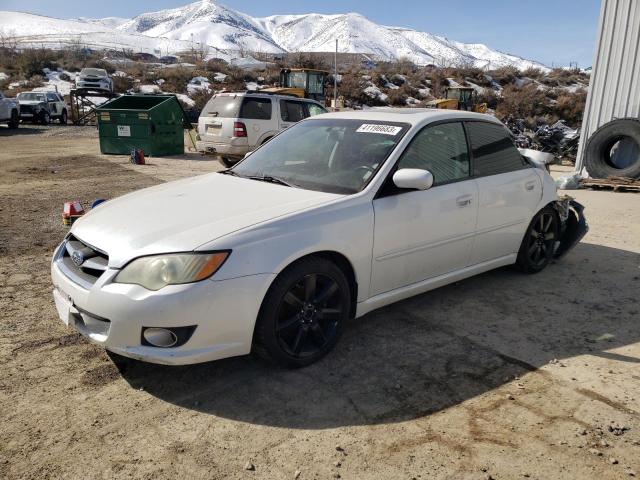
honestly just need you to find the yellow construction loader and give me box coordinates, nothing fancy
[261,68,328,103]
[426,86,487,113]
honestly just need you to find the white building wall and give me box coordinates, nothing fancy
[576,0,640,173]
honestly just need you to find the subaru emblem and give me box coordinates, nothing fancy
[71,250,84,267]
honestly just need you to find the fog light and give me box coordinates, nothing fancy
[143,328,178,348]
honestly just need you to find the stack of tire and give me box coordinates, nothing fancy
[584,118,640,178]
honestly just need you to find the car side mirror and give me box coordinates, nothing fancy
[392,168,434,191]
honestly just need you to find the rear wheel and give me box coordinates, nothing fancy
[516,207,559,273]
[253,257,350,368]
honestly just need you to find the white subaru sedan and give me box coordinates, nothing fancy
[51,109,587,368]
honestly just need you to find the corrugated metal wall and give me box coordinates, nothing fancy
[576,0,640,173]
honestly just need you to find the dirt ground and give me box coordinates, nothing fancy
[1,124,639,480]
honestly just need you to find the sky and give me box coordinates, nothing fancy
[1,0,603,67]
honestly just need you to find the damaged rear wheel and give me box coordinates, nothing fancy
[516,207,558,274]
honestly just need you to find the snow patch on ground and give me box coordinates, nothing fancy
[33,69,77,95]
[175,93,195,107]
[363,85,388,103]
[187,76,212,94]
[0,72,8,81]
[139,84,161,94]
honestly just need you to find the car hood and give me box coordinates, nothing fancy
[79,75,107,80]
[19,100,45,105]
[70,173,342,268]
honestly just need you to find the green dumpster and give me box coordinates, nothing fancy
[96,95,190,156]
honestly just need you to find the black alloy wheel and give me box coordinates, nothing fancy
[516,207,558,273]
[254,257,350,368]
[276,273,344,358]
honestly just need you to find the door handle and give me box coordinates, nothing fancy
[456,195,473,207]
[525,181,536,191]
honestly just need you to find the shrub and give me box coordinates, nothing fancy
[496,83,549,119]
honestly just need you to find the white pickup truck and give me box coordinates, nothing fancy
[0,92,20,128]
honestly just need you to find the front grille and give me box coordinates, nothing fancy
[20,105,34,113]
[58,235,109,286]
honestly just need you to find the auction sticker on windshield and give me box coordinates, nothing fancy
[356,124,402,135]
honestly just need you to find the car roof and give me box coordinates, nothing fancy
[310,108,502,126]
[216,92,321,102]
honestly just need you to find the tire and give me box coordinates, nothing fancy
[218,156,237,168]
[59,110,68,124]
[40,111,50,125]
[584,118,640,179]
[515,206,559,274]
[8,109,19,129]
[253,257,351,368]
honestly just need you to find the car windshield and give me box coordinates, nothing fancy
[17,93,46,101]
[230,118,410,194]
[81,68,106,77]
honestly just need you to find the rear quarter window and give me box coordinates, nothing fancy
[202,96,242,118]
[239,98,272,120]
[466,121,529,176]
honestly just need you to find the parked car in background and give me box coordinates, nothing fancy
[51,109,587,368]
[75,68,113,92]
[196,92,327,167]
[0,92,20,128]
[17,91,68,124]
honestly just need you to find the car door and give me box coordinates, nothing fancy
[465,121,542,265]
[370,121,479,297]
[279,99,306,130]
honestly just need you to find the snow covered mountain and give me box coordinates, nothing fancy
[0,0,547,70]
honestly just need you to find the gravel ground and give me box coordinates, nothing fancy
[0,127,639,480]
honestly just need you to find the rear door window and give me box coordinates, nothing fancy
[280,100,306,122]
[465,122,528,176]
[239,98,272,120]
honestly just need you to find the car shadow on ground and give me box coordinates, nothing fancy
[113,242,640,429]
[0,126,44,136]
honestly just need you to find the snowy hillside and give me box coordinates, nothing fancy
[116,1,283,53]
[0,0,547,70]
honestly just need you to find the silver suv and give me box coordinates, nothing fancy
[196,92,327,167]
[75,68,113,92]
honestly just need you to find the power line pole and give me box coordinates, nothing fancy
[334,39,338,109]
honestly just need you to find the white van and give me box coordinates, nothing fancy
[196,92,327,167]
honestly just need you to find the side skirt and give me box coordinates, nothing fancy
[355,254,517,318]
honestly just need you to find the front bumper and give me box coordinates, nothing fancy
[76,80,111,91]
[554,198,588,258]
[50,244,275,365]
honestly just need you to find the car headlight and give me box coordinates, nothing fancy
[114,252,230,290]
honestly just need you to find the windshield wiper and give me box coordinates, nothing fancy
[246,175,297,188]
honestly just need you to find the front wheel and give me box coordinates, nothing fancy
[59,110,68,124]
[217,156,237,168]
[253,257,351,368]
[40,111,50,125]
[516,207,559,273]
